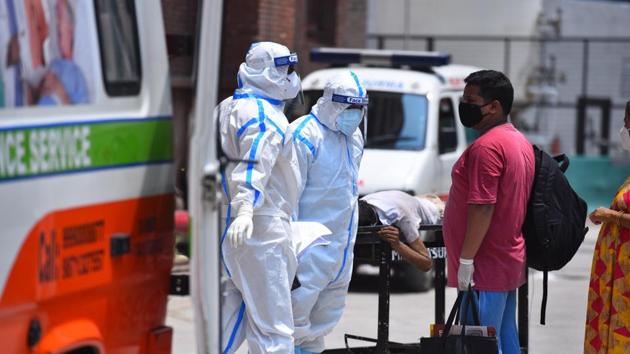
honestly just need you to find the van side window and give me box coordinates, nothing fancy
[94,0,141,96]
[438,97,457,154]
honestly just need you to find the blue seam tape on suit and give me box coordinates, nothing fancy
[265,116,285,141]
[219,170,232,277]
[245,100,267,206]
[334,204,356,283]
[294,113,317,155]
[350,71,363,97]
[333,135,358,282]
[223,301,246,354]
[297,135,316,155]
[233,92,282,106]
[236,118,258,138]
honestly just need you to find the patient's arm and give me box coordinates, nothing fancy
[377,226,433,271]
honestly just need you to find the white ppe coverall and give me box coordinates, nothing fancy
[288,71,367,353]
[218,41,301,354]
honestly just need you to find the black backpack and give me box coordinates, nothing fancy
[522,145,588,325]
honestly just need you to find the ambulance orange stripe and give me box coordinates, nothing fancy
[0,194,174,354]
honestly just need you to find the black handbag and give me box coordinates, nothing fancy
[420,290,499,354]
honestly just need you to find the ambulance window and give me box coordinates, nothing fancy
[94,0,141,96]
[438,97,457,154]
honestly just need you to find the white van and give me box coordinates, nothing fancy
[288,48,482,290]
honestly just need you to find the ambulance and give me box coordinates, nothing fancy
[289,48,482,290]
[0,0,224,352]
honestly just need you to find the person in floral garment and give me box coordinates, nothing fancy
[584,100,630,354]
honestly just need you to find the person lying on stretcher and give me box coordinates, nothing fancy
[358,190,444,272]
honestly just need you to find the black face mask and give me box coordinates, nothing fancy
[458,101,490,128]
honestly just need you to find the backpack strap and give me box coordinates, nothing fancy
[540,270,548,325]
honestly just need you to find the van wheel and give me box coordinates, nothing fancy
[400,263,433,292]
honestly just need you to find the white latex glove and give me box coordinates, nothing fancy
[458,258,475,290]
[227,205,253,248]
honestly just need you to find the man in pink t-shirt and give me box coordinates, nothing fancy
[443,70,534,354]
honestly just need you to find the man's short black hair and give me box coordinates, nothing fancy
[464,70,514,116]
[626,100,630,114]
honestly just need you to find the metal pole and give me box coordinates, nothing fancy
[434,230,446,325]
[377,36,385,50]
[426,37,435,52]
[582,39,589,98]
[377,240,391,353]
[504,38,511,75]
[601,99,611,156]
[403,0,410,50]
[518,269,529,354]
[577,97,586,155]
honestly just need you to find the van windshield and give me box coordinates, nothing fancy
[286,90,428,150]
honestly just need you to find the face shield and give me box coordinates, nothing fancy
[332,93,369,136]
[274,53,304,104]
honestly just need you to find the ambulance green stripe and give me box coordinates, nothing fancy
[0,119,173,180]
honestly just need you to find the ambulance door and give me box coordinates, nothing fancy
[188,0,223,353]
[437,95,460,197]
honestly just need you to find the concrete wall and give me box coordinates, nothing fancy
[536,0,630,154]
[545,0,630,37]
[367,0,543,103]
[367,0,630,155]
[368,0,542,37]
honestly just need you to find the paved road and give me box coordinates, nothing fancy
[167,222,600,353]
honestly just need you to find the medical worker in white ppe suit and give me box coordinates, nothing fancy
[216,41,302,354]
[288,71,368,354]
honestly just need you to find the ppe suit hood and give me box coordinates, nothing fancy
[310,71,367,131]
[235,42,300,101]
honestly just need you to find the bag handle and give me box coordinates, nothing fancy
[461,287,481,326]
[441,291,464,339]
[456,288,482,354]
[441,286,481,339]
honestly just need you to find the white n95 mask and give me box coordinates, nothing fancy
[336,109,363,136]
[619,126,630,151]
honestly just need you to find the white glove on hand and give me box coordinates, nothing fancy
[458,258,475,290]
[227,206,253,248]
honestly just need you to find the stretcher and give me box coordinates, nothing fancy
[323,224,530,354]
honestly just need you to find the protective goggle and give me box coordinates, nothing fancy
[274,53,299,74]
[331,94,369,106]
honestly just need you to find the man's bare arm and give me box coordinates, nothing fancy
[460,204,495,259]
[377,226,432,271]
